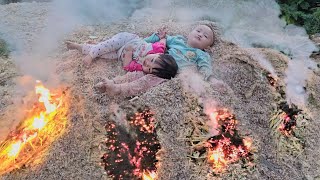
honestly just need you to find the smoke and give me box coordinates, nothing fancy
[0,0,146,140]
[11,0,146,82]
[178,69,226,137]
[178,68,209,97]
[1,0,318,103]
[246,48,277,78]
[133,0,318,107]
[0,0,318,138]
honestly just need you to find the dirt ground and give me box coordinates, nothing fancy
[0,2,320,180]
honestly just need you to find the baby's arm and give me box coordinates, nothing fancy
[159,38,167,49]
[157,28,167,48]
[96,74,166,97]
[122,45,134,67]
[144,33,160,43]
[122,46,143,71]
[116,74,166,96]
[112,71,145,84]
[197,52,213,81]
[144,26,167,43]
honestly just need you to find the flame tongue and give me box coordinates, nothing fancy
[0,82,67,175]
[142,170,157,180]
[205,109,253,173]
[7,141,23,158]
[278,102,301,136]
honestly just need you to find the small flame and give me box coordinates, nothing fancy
[278,113,296,136]
[266,73,277,87]
[142,170,157,180]
[35,83,58,114]
[208,147,227,171]
[203,109,253,173]
[210,112,218,120]
[7,141,23,158]
[242,138,252,149]
[31,112,47,130]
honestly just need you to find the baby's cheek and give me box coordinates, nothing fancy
[142,66,148,73]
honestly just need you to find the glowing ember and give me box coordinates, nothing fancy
[101,108,160,179]
[0,81,68,175]
[192,109,254,174]
[278,102,300,136]
[7,141,23,158]
[278,113,296,136]
[266,73,277,87]
[142,170,157,180]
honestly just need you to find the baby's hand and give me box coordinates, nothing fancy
[94,79,114,93]
[157,26,167,39]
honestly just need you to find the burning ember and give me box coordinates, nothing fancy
[193,109,254,174]
[101,108,160,180]
[266,73,277,87]
[278,102,301,136]
[0,81,68,175]
[142,170,157,180]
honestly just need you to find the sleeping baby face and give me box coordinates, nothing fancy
[142,54,162,74]
[187,25,214,50]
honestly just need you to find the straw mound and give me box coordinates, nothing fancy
[0,2,320,180]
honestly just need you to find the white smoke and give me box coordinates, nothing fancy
[133,0,318,108]
[246,48,277,78]
[11,0,146,81]
[0,0,318,139]
[0,0,147,140]
[1,0,318,90]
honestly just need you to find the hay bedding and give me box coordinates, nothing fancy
[0,2,320,180]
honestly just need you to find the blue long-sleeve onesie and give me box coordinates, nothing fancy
[144,33,213,80]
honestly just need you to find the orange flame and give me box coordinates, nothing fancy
[7,141,23,158]
[278,112,296,136]
[142,170,157,180]
[242,137,252,149]
[35,84,57,113]
[205,109,253,173]
[0,82,68,175]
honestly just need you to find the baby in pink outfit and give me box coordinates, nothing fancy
[66,29,178,97]
[66,28,168,75]
[122,41,166,72]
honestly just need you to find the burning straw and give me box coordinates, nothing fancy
[0,81,68,175]
[277,102,301,136]
[266,72,277,87]
[191,109,254,174]
[101,108,160,180]
[265,66,308,137]
[268,67,309,155]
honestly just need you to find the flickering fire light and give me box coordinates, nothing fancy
[0,81,68,175]
[142,170,157,180]
[196,109,253,173]
[266,73,277,87]
[101,108,160,180]
[278,102,300,136]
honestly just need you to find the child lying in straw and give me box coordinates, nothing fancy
[66,29,178,96]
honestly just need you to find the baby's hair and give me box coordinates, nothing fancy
[151,54,178,79]
[198,21,221,47]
